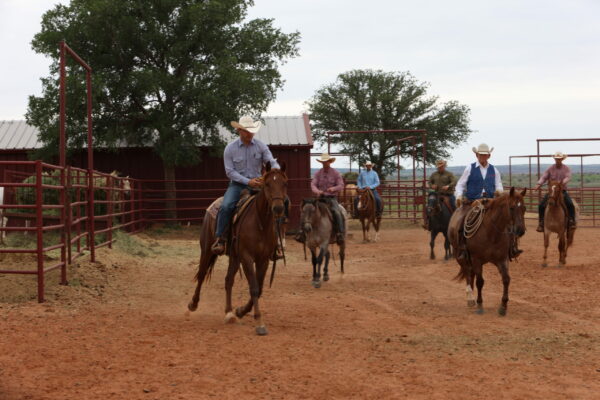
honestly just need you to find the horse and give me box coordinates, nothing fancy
[542,181,578,268]
[356,188,381,242]
[300,198,345,288]
[425,192,452,260]
[187,161,287,336]
[340,183,357,217]
[448,188,527,316]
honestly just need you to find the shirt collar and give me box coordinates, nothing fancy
[475,161,489,169]
[237,137,255,147]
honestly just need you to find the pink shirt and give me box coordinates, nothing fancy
[311,168,344,197]
[537,164,572,188]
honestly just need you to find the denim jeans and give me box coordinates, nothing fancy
[215,181,248,237]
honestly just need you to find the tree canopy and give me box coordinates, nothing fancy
[307,69,472,178]
[27,0,300,168]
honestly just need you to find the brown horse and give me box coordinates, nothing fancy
[356,188,381,242]
[542,181,577,268]
[448,188,527,316]
[340,183,358,216]
[188,162,287,336]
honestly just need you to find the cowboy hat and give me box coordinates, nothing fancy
[435,160,447,167]
[316,153,336,163]
[472,143,494,155]
[230,115,262,134]
[552,151,568,160]
[364,160,374,166]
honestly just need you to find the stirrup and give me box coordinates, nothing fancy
[211,238,226,255]
[536,224,544,233]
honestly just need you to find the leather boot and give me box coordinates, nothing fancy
[211,237,226,255]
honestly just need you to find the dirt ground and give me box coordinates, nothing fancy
[1,221,600,399]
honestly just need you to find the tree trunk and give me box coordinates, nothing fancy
[163,164,177,224]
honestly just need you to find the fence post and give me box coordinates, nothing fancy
[88,170,95,262]
[107,174,113,248]
[65,166,72,269]
[35,161,44,303]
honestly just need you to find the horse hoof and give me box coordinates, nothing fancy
[498,307,507,316]
[255,326,268,336]
[235,307,245,319]
[430,255,435,260]
[224,311,237,324]
[475,307,484,315]
[541,263,548,268]
[187,302,198,312]
[467,300,476,307]
[311,280,321,289]
[323,275,330,282]
[558,262,565,268]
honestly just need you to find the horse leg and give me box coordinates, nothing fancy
[542,231,549,268]
[466,274,476,307]
[339,242,345,274]
[558,232,567,267]
[361,218,368,242]
[251,259,270,336]
[310,248,320,288]
[374,216,381,242]
[312,247,324,289]
[497,261,510,316]
[187,252,217,312]
[224,257,239,323]
[443,231,451,260]
[475,271,484,314]
[430,230,437,260]
[323,247,331,282]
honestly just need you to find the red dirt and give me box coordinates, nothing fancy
[1,223,600,399]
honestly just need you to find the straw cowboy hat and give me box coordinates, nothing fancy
[364,160,374,166]
[472,143,494,155]
[231,115,262,134]
[316,153,336,163]
[553,151,568,160]
[435,160,447,167]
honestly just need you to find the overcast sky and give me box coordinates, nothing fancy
[1,0,599,167]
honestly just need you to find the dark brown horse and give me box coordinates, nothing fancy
[542,181,578,267]
[188,162,287,335]
[448,188,527,316]
[356,188,381,242]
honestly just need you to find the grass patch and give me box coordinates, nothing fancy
[112,230,157,257]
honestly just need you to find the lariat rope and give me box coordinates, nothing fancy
[463,202,486,239]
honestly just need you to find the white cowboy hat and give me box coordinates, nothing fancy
[472,143,494,155]
[316,153,336,163]
[231,115,262,134]
[364,160,374,166]
[435,160,447,167]
[553,151,568,160]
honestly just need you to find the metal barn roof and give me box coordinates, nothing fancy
[0,115,312,150]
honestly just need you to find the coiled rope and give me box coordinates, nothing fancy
[464,201,486,239]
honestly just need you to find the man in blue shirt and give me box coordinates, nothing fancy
[211,116,280,255]
[354,161,383,217]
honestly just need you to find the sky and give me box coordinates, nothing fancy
[1,0,599,168]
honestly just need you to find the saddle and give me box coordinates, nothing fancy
[439,194,455,213]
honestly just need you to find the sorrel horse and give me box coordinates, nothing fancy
[356,188,381,242]
[425,192,452,260]
[542,181,577,268]
[448,188,527,316]
[188,162,287,336]
[300,199,345,288]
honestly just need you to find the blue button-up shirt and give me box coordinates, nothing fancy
[223,138,280,185]
[357,169,380,189]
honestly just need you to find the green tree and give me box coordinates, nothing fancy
[27,0,300,218]
[308,69,471,178]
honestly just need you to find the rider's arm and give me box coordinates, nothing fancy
[494,167,504,193]
[357,172,365,189]
[454,165,471,198]
[562,165,572,185]
[223,144,250,185]
[537,167,550,186]
[311,170,322,196]
[260,142,280,170]
[370,172,380,189]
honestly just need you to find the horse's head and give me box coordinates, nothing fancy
[357,188,370,210]
[300,198,317,233]
[548,180,563,206]
[426,191,441,215]
[508,187,528,237]
[262,161,287,218]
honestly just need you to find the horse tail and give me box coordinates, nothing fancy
[453,251,471,281]
[567,227,575,247]
[194,252,218,283]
